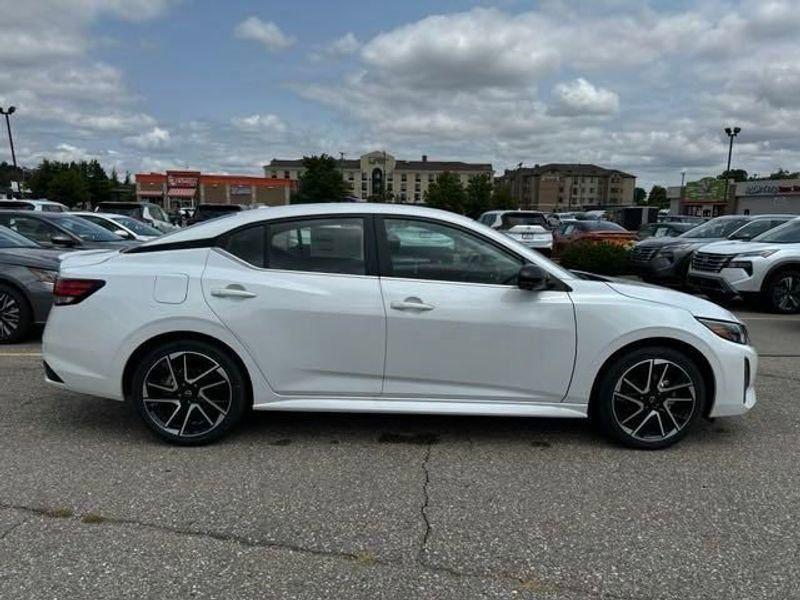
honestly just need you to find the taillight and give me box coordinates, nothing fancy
[53,278,105,306]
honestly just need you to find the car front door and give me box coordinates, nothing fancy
[376,217,576,403]
[203,216,386,396]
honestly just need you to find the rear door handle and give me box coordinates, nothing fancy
[390,298,435,312]
[211,286,257,299]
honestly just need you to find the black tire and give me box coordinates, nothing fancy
[0,284,32,344]
[594,346,707,450]
[764,268,800,314]
[131,340,248,445]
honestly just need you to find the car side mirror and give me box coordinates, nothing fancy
[50,234,77,247]
[517,264,549,291]
[114,229,132,239]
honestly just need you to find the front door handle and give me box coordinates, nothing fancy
[211,286,257,299]
[390,297,435,312]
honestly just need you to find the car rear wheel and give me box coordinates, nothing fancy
[131,340,248,445]
[765,269,800,314]
[594,346,706,449]
[0,284,32,344]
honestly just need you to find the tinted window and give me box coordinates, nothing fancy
[0,215,59,244]
[222,225,266,267]
[0,201,34,210]
[112,215,161,236]
[42,204,66,212]
[728,219,787,240]
[57,216,121,241]
[500,212,548,229]
[268,218,365,275]
[754,219,800,243]
[382,218,522,285]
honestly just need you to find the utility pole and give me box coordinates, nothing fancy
[723,127,741,208]
[0,106,19,197]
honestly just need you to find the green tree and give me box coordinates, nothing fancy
[424,172,466,213]
[464,173,493,218]
[490,183,516,210]
[85,159,112,205]
[633,187,647,205]
[767,168,799,180]
[47,169,89,207]
[647,185,668,208]
[293,154,349,203]
[718,168,748,182]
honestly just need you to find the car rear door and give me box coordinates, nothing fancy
[202,215,386,396]
[376,216,576,402]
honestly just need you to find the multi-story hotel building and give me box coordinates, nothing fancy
[265,151,493,203]
[496,163,636,211]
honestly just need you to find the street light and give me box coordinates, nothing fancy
[723,126,741,205]
[0,106,19,197]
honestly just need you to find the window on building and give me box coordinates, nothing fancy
[267,218,366,275]
[428,174,435,182]
[414,192,420,202]
[270,171,278,178]
[361,172,367,180]
[283,171,290,179]
[401,173,407,182]
[415,174,421,182]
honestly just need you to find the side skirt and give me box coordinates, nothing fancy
[252,398,588,419]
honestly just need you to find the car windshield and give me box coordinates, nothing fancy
[729,219,789,240]
[678,217,749,239]
[0,225,38,248]
[111,215,161,236]
[499,213,547,229]
[56,216,122,241]
[753,219,800,243]
[578,221,626,231]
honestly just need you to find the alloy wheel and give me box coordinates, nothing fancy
[772,275,800,313]
[612,358,697,443]
[142,351,233,438]
[0,291,21,341]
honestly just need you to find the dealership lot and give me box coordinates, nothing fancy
[0,312,799,599]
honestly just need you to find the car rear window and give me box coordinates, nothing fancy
[500,213,547,229]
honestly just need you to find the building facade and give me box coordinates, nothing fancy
[733,178,800,215]
[135,171,294,210]
[496,163,636,211]
[265,151,493,203]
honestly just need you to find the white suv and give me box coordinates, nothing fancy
[477,210,554,255]
[687,217,800,313]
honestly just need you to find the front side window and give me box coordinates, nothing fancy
[382,218,522,285]
[754,219,800,244]
[57,216,122,241]
[268,218,365,275]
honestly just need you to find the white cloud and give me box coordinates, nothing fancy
[549,78,619,117]
[234,17,295,52]
[123,127,172,150]
[310,32,360,61]
[231,114,287,133]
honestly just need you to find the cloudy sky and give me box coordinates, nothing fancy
[1,0,799,190]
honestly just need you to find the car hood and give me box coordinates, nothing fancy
[0,247,64,270]
[695,240,779,255]
[636,236,723,249]
[605,279,739,322]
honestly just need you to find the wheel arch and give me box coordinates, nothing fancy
[760,261,800,294]
[0,276,34,325]
[587,337,716,420]
[122,331,253,406]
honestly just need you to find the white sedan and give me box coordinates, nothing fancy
[43,204,757,448]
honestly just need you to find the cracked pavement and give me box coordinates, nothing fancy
[1,311,799,599]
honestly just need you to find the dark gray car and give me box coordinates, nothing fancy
[0,225,66,343]
[0,210,137,250]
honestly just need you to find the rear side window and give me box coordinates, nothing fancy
[221,225,266,267]
[268,218,365,275]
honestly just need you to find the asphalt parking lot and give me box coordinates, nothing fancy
[1,312,799,600]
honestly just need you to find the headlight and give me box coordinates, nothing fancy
[28,267,58,285]
[697,317,749,345]
[735,249,778,258]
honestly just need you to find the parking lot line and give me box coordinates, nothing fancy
[0,352,42,357]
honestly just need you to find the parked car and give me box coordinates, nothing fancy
[42,203,756,449]
[0,211,137,249]
[71,212,162,241]
[477,210,553,255]
[188,204,245,225]
[630,214,793,285]
[687,217,800,312]
[0,225,64,343]
[553,220,637,255]
[0,199,68,212]
[95,202,177,234]
[657,214,707,224]
[637,222,698,240]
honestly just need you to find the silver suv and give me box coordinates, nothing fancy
[687,217,800,313]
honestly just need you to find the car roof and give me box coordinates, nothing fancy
[137,203,510,247]
[0,210,73,219]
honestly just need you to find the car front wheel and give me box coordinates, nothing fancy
[131,340,248,445]
[765,269,800,314]
[594,346,706,449]
[0,284,32,344]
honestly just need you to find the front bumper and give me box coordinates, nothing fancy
[708,342,758,418]
[629,252,691,282]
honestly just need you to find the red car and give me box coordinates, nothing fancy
[553,220,637,255]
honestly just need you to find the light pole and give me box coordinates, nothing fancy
[0,106,19,197]
[723,126,741,206]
